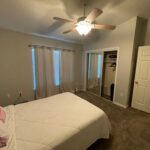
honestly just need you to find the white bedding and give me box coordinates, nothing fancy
[5,92,111,150]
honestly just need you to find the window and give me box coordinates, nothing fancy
[53,50,60,86]
[31,48,75,98]
[32,48,36,90]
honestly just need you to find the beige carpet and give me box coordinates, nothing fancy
[76,92,150,150]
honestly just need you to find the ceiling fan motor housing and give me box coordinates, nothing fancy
[77,16,87,23]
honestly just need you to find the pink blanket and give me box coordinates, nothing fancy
[0,136,8,148]
[0,107,6,123]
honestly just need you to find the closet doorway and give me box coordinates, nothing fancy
[86,49,118,102]
[101,51,117,101]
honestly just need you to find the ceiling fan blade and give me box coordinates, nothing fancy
[63,28,75,34]
[85,8,103,23]
[53,17,74,23]
[93,24,116,30]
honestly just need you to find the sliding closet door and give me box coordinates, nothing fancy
[99,52,103,96]
[87,52,103,96]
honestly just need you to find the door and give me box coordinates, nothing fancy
[99,52,103,96]
[132,46,150,113]
[87,52,103,96]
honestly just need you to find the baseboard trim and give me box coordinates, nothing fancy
[113,101,128,108]
[78,90,129,109]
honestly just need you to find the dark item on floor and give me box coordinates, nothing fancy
[110,83,114,100]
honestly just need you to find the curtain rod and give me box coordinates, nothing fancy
[28,44,75,51]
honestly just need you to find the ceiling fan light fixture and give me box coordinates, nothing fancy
[75,21,92,36]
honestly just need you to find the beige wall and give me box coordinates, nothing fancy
[83,17,138,107]
[1,16,148,107]
[144,19,150,45]
[0,28,83,106]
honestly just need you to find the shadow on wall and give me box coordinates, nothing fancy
[39,21,65,35]
[61,0,126,18]
[35,0,125,39]
[128,17,148,106]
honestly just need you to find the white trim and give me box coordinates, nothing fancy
[83,47,120,103]
[30,32,81,44]
[85,47,119,53]
[0,27,81,44]
[112,49,120,102]
[113,101,128,108]
[28,44,75,51]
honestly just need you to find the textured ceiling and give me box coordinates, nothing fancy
[0,0,150,43]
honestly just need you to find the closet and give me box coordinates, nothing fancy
[86,50,118,101]
[101,51,117,100]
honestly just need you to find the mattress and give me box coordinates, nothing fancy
[5,92,111,150]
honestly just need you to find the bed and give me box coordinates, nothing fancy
[4,92,111,150]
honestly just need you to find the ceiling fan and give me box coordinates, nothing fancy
[53,3,116,36]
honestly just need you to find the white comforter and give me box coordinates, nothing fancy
[5,92,111,150]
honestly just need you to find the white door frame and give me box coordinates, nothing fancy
[83,47,120,102]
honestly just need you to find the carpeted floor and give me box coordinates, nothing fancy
[88,86,101,96]
[76,92,150,150]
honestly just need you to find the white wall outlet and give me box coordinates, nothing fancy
[19,91,22,97]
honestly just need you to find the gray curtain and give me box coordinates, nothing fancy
[60,50,75,92]
[35,47,59,99]
[34,47,75,99]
